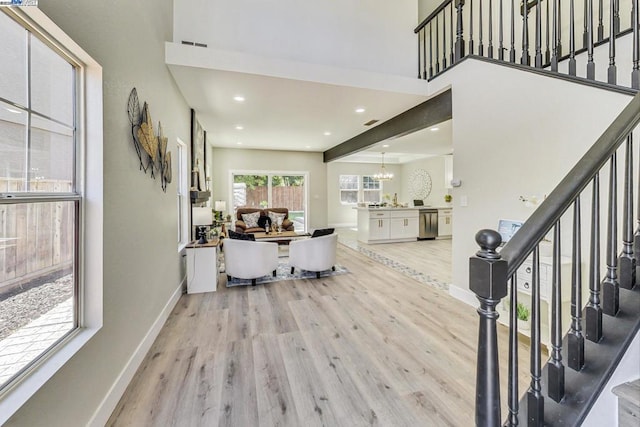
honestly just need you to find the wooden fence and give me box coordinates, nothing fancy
[0,179,74,291]
[243,186,305,211]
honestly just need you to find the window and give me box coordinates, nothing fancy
[339,175,381,204]
[0,8,102,422]
[231,171,308,232]
[339,175,358,204]
[177,138,188,249]
[362,175,381,203]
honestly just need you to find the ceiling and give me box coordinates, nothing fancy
[168,65,453,164]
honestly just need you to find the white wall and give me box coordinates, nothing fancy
[7,0,190,425]
[427,58,633,293]
[401,155,449,207]
[211,148,328,231]
[326,161,404,227]
[173,0,420,78]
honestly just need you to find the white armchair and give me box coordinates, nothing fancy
[288,233,338,278]
[223,238,279,285]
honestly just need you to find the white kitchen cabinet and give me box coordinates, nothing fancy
[356,208,418,243]
[186,239,220,294]
[437,208,453,238]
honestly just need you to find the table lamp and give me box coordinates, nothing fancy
[192,206,212,244]
[214,200,226,221]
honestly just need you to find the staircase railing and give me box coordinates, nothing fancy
[470,92,640,425]
[415,0,640,88]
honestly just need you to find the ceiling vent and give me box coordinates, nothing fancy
[364,119,379,126]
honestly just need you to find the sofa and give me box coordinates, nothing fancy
[235,207,295,233]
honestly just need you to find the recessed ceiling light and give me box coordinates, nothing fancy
[305,145,311,149]
[355,107,366,113]
[235,125,244,130]
[233,95,245,102]
[382,144,390,148]
[5,108,21,114]
[236,141,243,145]
[430,127,439,131]
[324,131,331,136]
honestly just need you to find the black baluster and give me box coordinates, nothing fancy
[587,0,595,80]
[521,0,530,64]
[586,174,603,343]
[510,0,516,62]
[551,0,559,71]
[508,276,519,426]
[470,0,475,54]
[420,29,425,79]
[527,246,544,425]
[548,222,565,403]
[598,0,604,41]
[614,0,620,34]
[470,230,507,426]
[569,191,585,369]
[499,0,505,60]
[455,0,466,61]
[488,0,494,58]
[603,153,619,316]
[429,22,434,78]
[620,135,636,289]
[557,0,563,56]
[443,12,448,69]
[608,0,617,84]
[633,0,639,89]
[535,0,543,67]
[450,3,455,65]
[545,0,550,64]
[583,0,589,47]
[569,0,577,75]
[479,0,485,55]
[436,16,441,74]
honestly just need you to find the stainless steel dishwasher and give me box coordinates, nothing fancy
[418,209,438,239]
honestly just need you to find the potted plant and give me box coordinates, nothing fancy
[517,303,530,331]
[444,194,452,204]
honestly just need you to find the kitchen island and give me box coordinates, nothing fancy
[355,207,420,244]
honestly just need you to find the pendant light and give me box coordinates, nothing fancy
[373,152,394,181]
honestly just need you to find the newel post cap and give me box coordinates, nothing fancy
[469,229,508,300]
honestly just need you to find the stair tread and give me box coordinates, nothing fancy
[613,379,640,406]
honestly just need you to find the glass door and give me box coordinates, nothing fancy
[232,172,307,231]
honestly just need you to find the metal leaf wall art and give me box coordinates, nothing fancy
[127,88,172,192]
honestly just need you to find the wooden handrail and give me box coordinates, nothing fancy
[499,91,640,276]
[415,0,453,33]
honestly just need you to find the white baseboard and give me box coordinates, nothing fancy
[448,284,478,308]
[88,280,184,426]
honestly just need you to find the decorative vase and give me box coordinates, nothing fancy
[517,319,530,331]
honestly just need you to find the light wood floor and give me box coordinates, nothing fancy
[108,238,528,426]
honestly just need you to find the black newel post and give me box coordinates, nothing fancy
[470,230,508,427]
[455,0,466,61]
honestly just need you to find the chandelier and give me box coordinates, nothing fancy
[373,152,393,181]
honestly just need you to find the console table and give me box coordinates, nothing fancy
[185,238,220,294]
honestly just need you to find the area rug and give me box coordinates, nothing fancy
[225,259,350,287]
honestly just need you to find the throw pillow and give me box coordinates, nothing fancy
[228,230,256,241]
[241,211,260,228]
[311,228,334,238]
[267,210,286,225]
[257,215,272,230]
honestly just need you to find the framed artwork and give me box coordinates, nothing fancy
[190,109,207,191]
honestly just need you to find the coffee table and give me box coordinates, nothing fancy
[251,230,310,244]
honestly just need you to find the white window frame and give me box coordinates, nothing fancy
[362,175,382,203]
[339,174,359,205]
[0,8,103,424]
[177,138,188,250]
[339,175,382,205]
